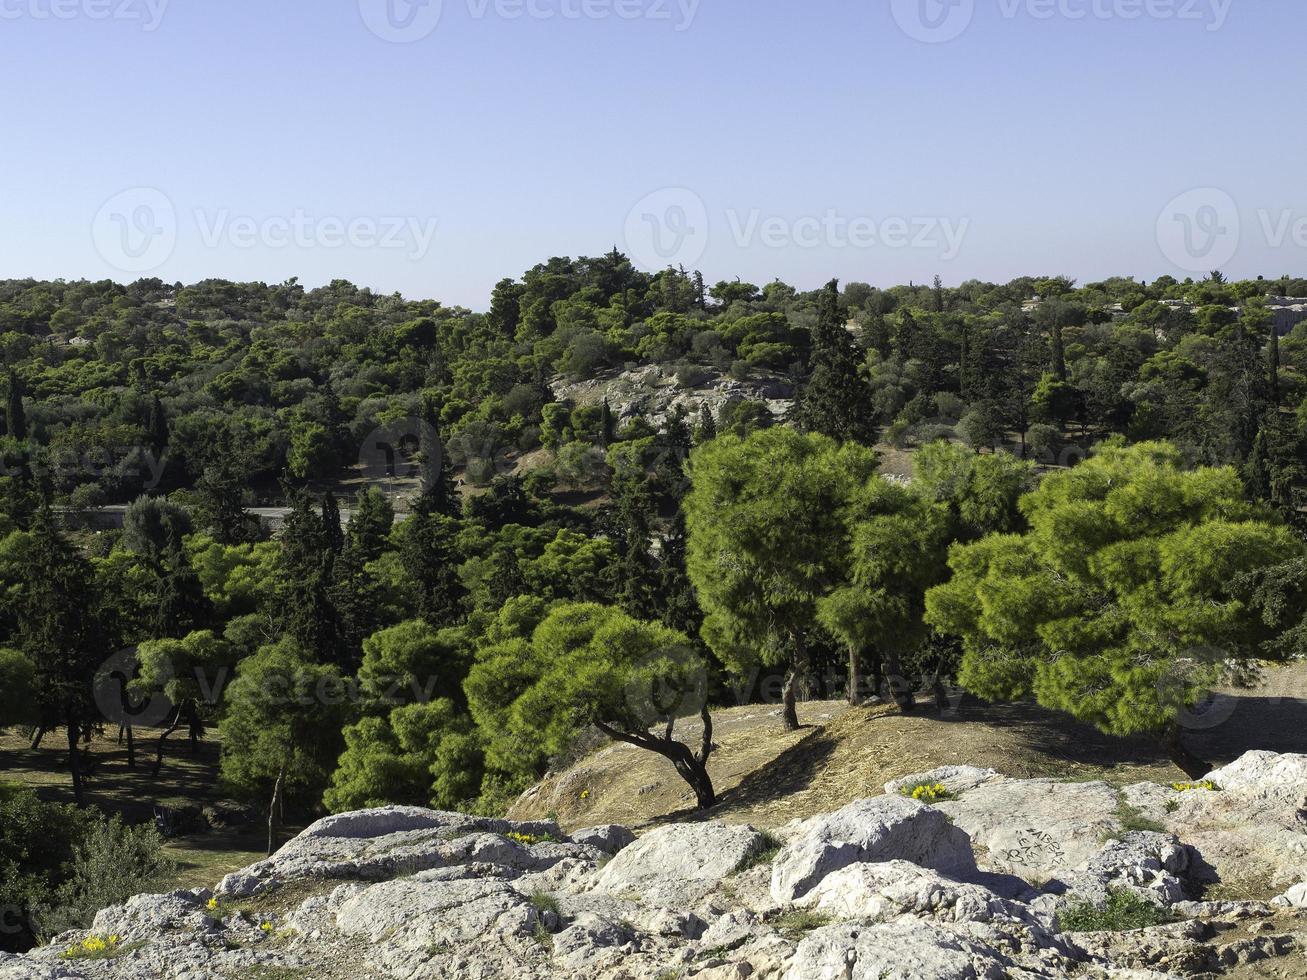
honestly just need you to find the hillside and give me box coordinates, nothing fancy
[511,664,1307,835]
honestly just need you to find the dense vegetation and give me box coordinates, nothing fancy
[0,257,1304,951]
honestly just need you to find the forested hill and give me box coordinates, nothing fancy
[3,255,1307,956]
[0,258,1303,513]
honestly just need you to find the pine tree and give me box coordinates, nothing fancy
[273,493,341,664]
[321,491,344,560]
[610,460,658,618]
[1268,325,1281,406]
[793,280,877,444]
[1051,324,1068,382]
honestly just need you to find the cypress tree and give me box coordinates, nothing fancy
[5,371,26,441]
[146,393,169,453]
[417,397,459,517]
[696,403,717,445]
[793,280,877,444]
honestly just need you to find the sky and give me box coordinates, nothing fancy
[1,0,1304,310]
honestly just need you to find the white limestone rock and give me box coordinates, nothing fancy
[592,821,766,904]
[771,796,977,903]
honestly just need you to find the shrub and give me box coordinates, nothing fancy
[1058,889,1169,933]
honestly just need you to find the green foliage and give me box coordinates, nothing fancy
[1058,889,1169,933]
[925,441,1304,738]
[0,783,173,951]
[685,428,879,676]
[466,603,714,804]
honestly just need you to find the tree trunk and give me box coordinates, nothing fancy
[847,646,862,707]
[267,760,288,857]
[781,670,800,731]
[782,638,808,732]
[125,725,136,769]
[152,706,185,777]
[66,722,85,806]
[29,725,45,750]
[1165,724,1209,780]
[882,650,915,712]
[184,701,201,753]
[673,754,716,810]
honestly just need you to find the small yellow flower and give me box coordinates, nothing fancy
[1171,780,1219,793]
[579,789,590,800]
[260,921,273,933]
[206,897,220,911]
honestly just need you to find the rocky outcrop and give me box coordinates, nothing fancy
[6,752,1307,980]
[770,796,977,902]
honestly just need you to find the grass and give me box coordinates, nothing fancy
[771,909,833,936]
[242,969,312,980]
[528,891,562,919]
[1107,800,1167,840]
[734,831,784,873]
[1058,889,1171,933]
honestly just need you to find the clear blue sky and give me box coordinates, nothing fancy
[2,0,1304,309]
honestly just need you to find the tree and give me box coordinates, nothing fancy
[817,479,948,708]
[925,441,1303,776]
[913,441,1036,541]
[121,496,193,559]
[145,393,169,454]
[0,647,37,726]
[695,404,717,444]
[132,631,234,774]
[466,603,717,809]
[793,280,877,444]
[272,493,340,663]
[325,620,479,812]
[194,433,259,545]
[4,371,26,441]
[18,509,110,805]
[398,507,467,627]
[219,638,347,854]
[685,428,878,730]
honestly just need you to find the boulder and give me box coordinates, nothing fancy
[335,874,537,946]
[799,860,1043,927]
[1273,882,1307,908]
[1049,833,1194,909]
[937,779,1122,879]
[783,919,1044,980]
[216,806,565,896]
[770,796,977,903]
[592,821,766,904]
[569,824,637,855]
